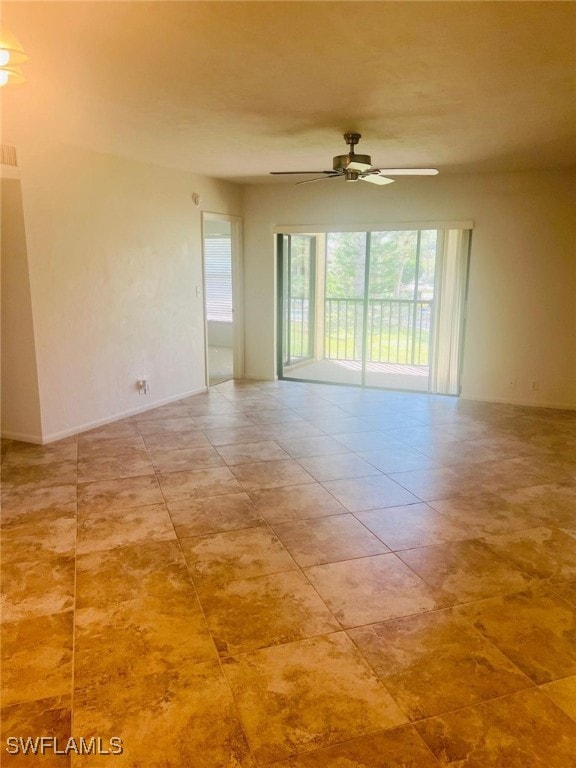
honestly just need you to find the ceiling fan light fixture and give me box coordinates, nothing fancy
[345,170,359,182]
[347,160,373,172]
[361,174,395,186]
[0,28,28,86]
[333,153,372,173]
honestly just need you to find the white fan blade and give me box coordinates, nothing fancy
[347,161,372,172]
[374,168,439,176]
[361,175,395,186]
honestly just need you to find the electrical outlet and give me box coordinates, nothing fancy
[137,378,149,395]
[531,380,539,391]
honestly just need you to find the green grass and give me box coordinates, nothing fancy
[289,324,430,366]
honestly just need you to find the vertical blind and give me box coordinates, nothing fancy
[428,229,471,395]
[204,236,233,322]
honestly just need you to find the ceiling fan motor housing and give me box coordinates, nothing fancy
[332,153,372,172]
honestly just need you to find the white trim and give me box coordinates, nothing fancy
[201,212,244,384]
[273,221,474,235]
[29,387,208,445]
[460,394,576,411]
[1,430,44,445]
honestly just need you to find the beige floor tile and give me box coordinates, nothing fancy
[76,539,190,609]
[322,475,421,512]
[355,503,471,550]
[273,513,389,566]
[416,438,500,466]
[0,695,71,768]
[249,483,347,523]
[202,425,267,446]
[77,434,147,459]
[79,422,139,442]
[74,591,216,688]
[249,409,305,425]
[333,431,405,452]
[357,445,440,473]
[1,511,76,563]
[222,632,408,764]
[482,526,576,580]
[0,485,77,526]
[78,475,164,514]
[77,503,175,555]
[167,492,265,537]
[77,451,154,483]
[216,440,291,465]
[2,461,78,492]
[456,457,547,493]
[349,610,532,720]
[136,416,198,435]
[258,422,324,440]
[181,526,297,588]
[429,491,541,534]
[306,554,442,627]
[3,438,77,467]
[148,445,224,473]
[199,570,339,656]
[277,435,351,458]
[1,556,75,623]
[72,660,255,768]
[231,459,315,490]
[141,429,211,452]
[397,539,534,605]
[297,453,382,481]
[540,675,576,722]
[550,580,576,606]
[501,483,576,526]
[309,417,374,435]
[6,383,576,765]
[388,466,466,501]
[457,587,576,684]
[157,466,242,502]
[192,413,254,430]
[415,689,576,767]
[1,612,73,707]
[271,726,440,767]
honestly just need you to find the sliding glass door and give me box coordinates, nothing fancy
[278,226,470,394]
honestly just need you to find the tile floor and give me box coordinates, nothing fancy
[1,379,576,767]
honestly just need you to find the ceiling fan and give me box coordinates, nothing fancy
[270,133,439,186]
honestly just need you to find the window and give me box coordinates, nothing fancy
[204,235,233,322]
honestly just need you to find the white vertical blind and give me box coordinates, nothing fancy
[428,229,471,395]
[204,236,233,322]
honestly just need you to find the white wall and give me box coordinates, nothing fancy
[242,170,576,408]
[11,141,241,442]
[1,178,43,441]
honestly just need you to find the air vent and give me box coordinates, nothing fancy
[1,145,18,167]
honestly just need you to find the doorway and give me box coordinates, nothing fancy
[202,213,243,386]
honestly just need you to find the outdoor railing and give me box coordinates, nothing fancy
[288,297,432,366]
[325,298,432,366]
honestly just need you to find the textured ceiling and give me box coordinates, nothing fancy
[2,1,575,183]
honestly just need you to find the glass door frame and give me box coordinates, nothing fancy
[277,233,317,371]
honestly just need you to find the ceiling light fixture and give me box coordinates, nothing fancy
[0,28,28,86]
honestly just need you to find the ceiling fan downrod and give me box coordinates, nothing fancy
[333,133,372,176]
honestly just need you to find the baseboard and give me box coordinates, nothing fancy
[35,387,208,445]
[0,429,44,445]
[460,394,576,411]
